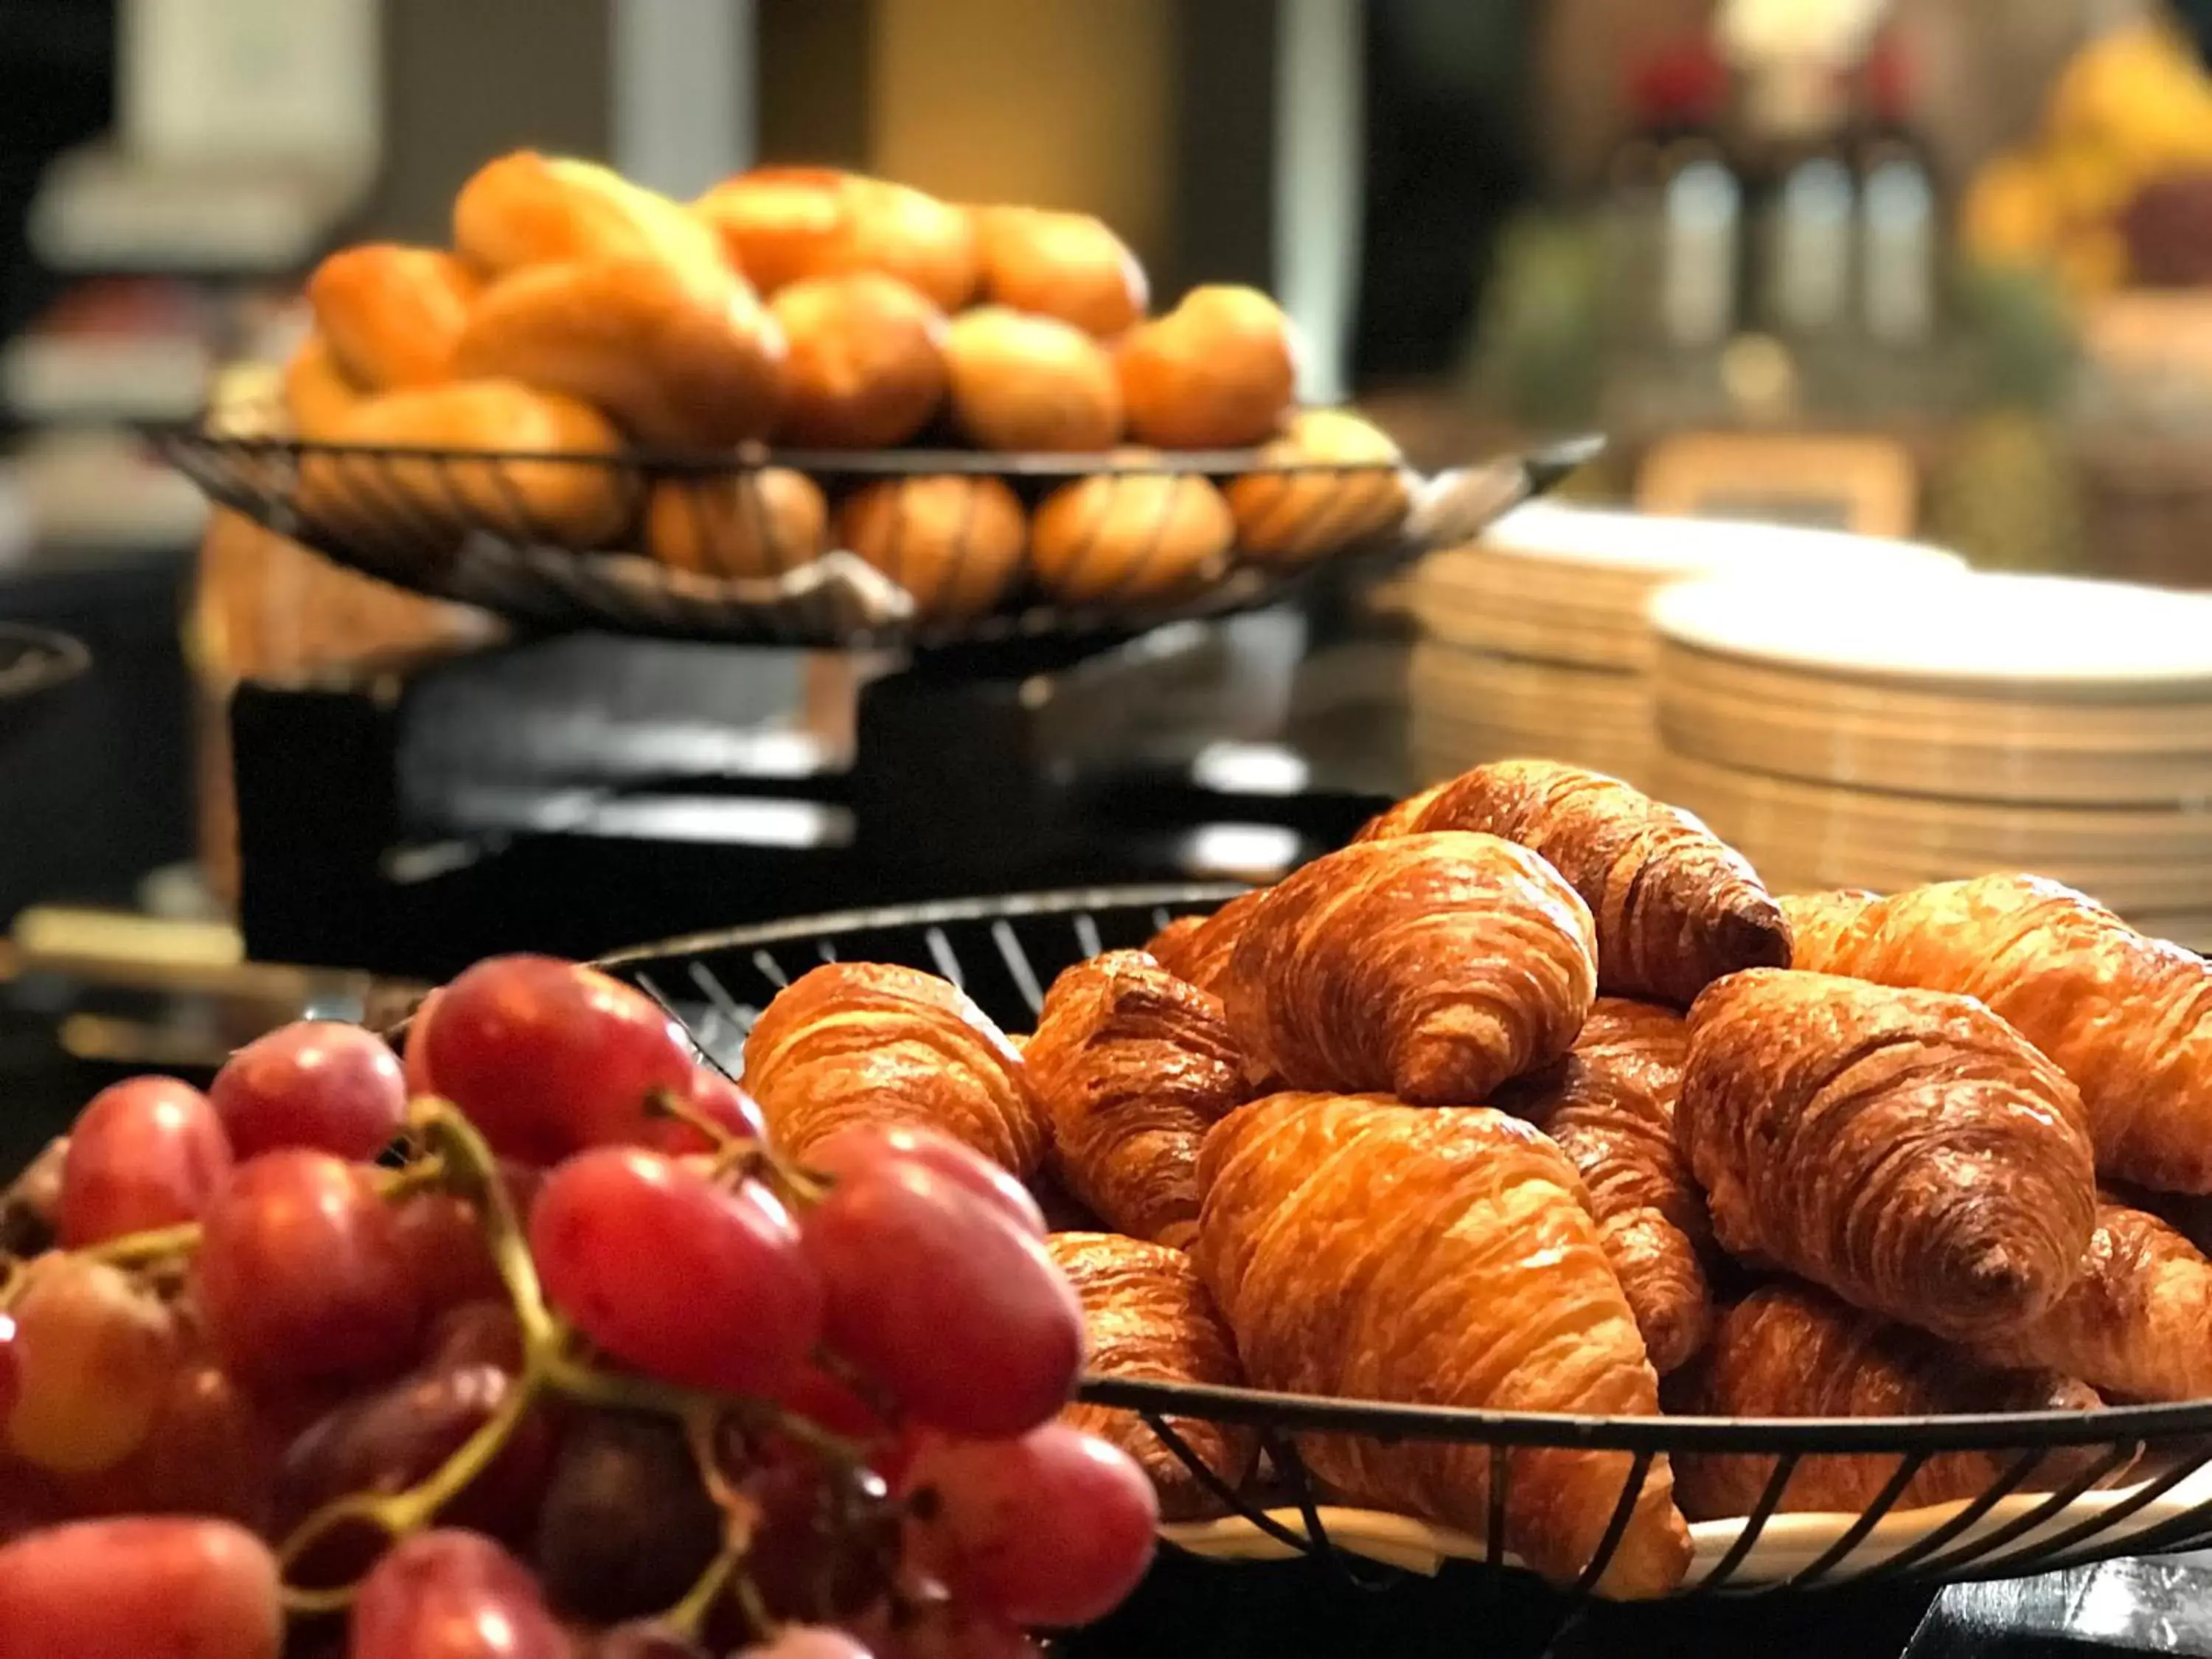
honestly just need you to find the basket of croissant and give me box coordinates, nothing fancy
[155,154,1565,650]
[594,758,2212,1601]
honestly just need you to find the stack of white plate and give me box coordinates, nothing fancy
[1652,572,2212,950]
[1408,504,1962,790]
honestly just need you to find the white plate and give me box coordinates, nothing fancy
[1481,501,1963,582]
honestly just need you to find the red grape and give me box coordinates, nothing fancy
[807,1124,1044,1239]
[393,1190,504,1318]
[860,1603,1041,1659]
[404,987,445,1096]
[801,1165,1082,1437]
[645,1065,765,1156]
[424,1299,528,1374]
[349,1528,570,1659]
[422,956,695,1162]
[737,1630,873,1659]
[56,1077,232,1248]
[903,1426,1157,1628]
[592,1624,710,1659]
[0,1516,282,1659]
[210,1020,406,1162]
[191,1151,422,1390]
[7,1254,178,1474]
[738,1453,900,1627]
[530,1148,821,1395]
[532,1413,720,1622]
[0,1137,67,1256]
[0,1315,15,1426]
[67,1362,279,1530]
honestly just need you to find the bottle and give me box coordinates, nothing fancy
[1736,56,1857,346]
[1603,41,1740,356]
[1854,35,1941,352]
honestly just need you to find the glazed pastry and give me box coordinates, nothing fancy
[305,245,479,389]
[1194,1093,1691,1596]
[1674,1284,2108,1520]
[1357,761,1792,1006]
[454,151,726,279]
[1778,888,1881,968]
[1678,968,2096,1341]
[1046,1231,1254,1520]
[1220,832,1596,1105]
[973,206,1147,337]
[742,962,1047,1176]
[696,167,978,310]
[282,334,364,440]
[1029,462,1235,606]
[644,469,827,580]
[1781,874,2212,1194]
[1223,408,1411,566]
[943,307,1122,452]
[453,254,786,447]
[834,475,1026,622]
[1969,1199,2212,1402]
[1494,999,1712,1374]
[1024,951,1255,1248]
[770,272,948,448]
[1146,890,1267,998]
[1117,285,1299,450]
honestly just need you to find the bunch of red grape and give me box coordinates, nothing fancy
[0,955,1157,1659]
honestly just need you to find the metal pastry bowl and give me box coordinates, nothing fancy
[597,887,2212,1600]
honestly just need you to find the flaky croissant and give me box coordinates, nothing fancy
[742,963,1047,1175]
[1025,951,1255,1247]
[1969,1199,2212,1402]
[1778,888,1880,967]
[1194,1093,1691,1598]
[1674,1283,2107,1520]
[1046,1231,1255,1520]
[1679,969,2096,1341]
[1220,832,1597,1105]
[1783,875,2212,1194]
[1145,888,1267,998]
[1495,999,1713,1374]
[1357,761,1791,1006]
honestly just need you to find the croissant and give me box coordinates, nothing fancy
[1024,952,1255,1248]
[1778,888,1880,967]
[1219,833,1596,1105]
[742,963,1047,1176]
[1357,761,1791,1006]
[1495,999,1713,1374]
[1045,1231,1255,1520]
[1678,968,2096,1340]
[1194,1093,1691,1597]
[1969,1199,2212,1402]
[1144,888,1267,998]
[1781,874,2212,1194]
[1674,1284,2107,1520]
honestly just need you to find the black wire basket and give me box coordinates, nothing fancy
[152,414,1596,651]
[594,886,2212,1601]
[0,623,88,751]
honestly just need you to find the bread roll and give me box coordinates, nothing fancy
[305,245,479,390]
[975,206,1147,337]
[454,254,785,447]
[644,469,827,580]
[697,167,979,310]
[283,334,365,440]
[835,474,1025,622]
[1119,285,1300,449]
[771,273,948,448]
[454,151,726,279]
[944,307,1121,452]
[297,380,633,551]
[1031,457,1234,605]
[1225,407,1411,566]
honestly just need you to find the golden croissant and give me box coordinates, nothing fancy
[1025,950,1255,1247]
[1679,968,2096,1341]
[1194,1092,1691,1597]
[1674,1283,2107,1520]
[1046,1231,1256,1520]
[1358,761,1790,1006]
[1784,874,2212,1194]
[742,962,1047,1175]
[1495,999,1713,1374]
[1146,887,1268,998]
[1220,832,1597,1105]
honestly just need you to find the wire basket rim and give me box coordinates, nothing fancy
[0,623,91,703]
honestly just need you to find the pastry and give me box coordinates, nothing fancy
[943,307,1122,452]
[282,334,364,440]
[1194,1092,1691,1596]
[1678,968,2097,1341]
[305,245,479,390]
[1223,408,1411,566]
[1220,832,1596,1105]
[770,272,948,448]
[296,379,633,551]
[1969,1198,2212,1402]
[834,475,1026,622]
[1046,1231,1254,1520]
[644,468,827,580]
[974,206,1147,337]
[454,151,726,279]
[696,167,978,310]
[1494,999,1712,1374]
[1024,951,1254,1247]
[1778,888,1881,968]
[1674,1283,2108,1520]
[742,962,1047,1176]
[1029,459,1234,607]
[453,254,786,447]
[1357,761,1792,1006]
[1781,874,2212,1193]
[1145,890,1267,998]
[1117,285,1300,450]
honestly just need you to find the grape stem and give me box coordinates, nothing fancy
[72,1158,450,1272]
